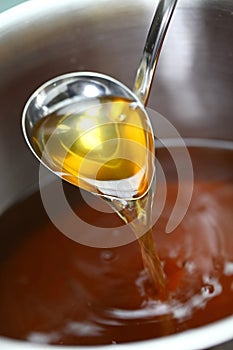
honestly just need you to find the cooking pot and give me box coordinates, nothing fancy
[0,0,232,349]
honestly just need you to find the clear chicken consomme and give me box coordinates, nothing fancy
[0,142,232,346]
[31,96,154,199]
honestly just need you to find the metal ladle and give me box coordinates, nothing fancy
[22,0,177,296]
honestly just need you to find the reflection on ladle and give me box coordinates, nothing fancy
[22,0,177,298]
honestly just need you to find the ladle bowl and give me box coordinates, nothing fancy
[22,0,177,201]
[22,72,154,200]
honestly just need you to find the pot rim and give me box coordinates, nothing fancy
[0,315,233,350]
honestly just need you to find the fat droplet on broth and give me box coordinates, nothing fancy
[100,250,116,262]
[201,284,215,296]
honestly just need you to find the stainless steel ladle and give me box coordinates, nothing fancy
[21,0,177,295]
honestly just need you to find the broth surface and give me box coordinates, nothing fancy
[0,143,232,345]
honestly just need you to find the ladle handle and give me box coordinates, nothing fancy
[133,0,177,105]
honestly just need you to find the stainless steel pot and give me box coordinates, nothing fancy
[0,0,232,349]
